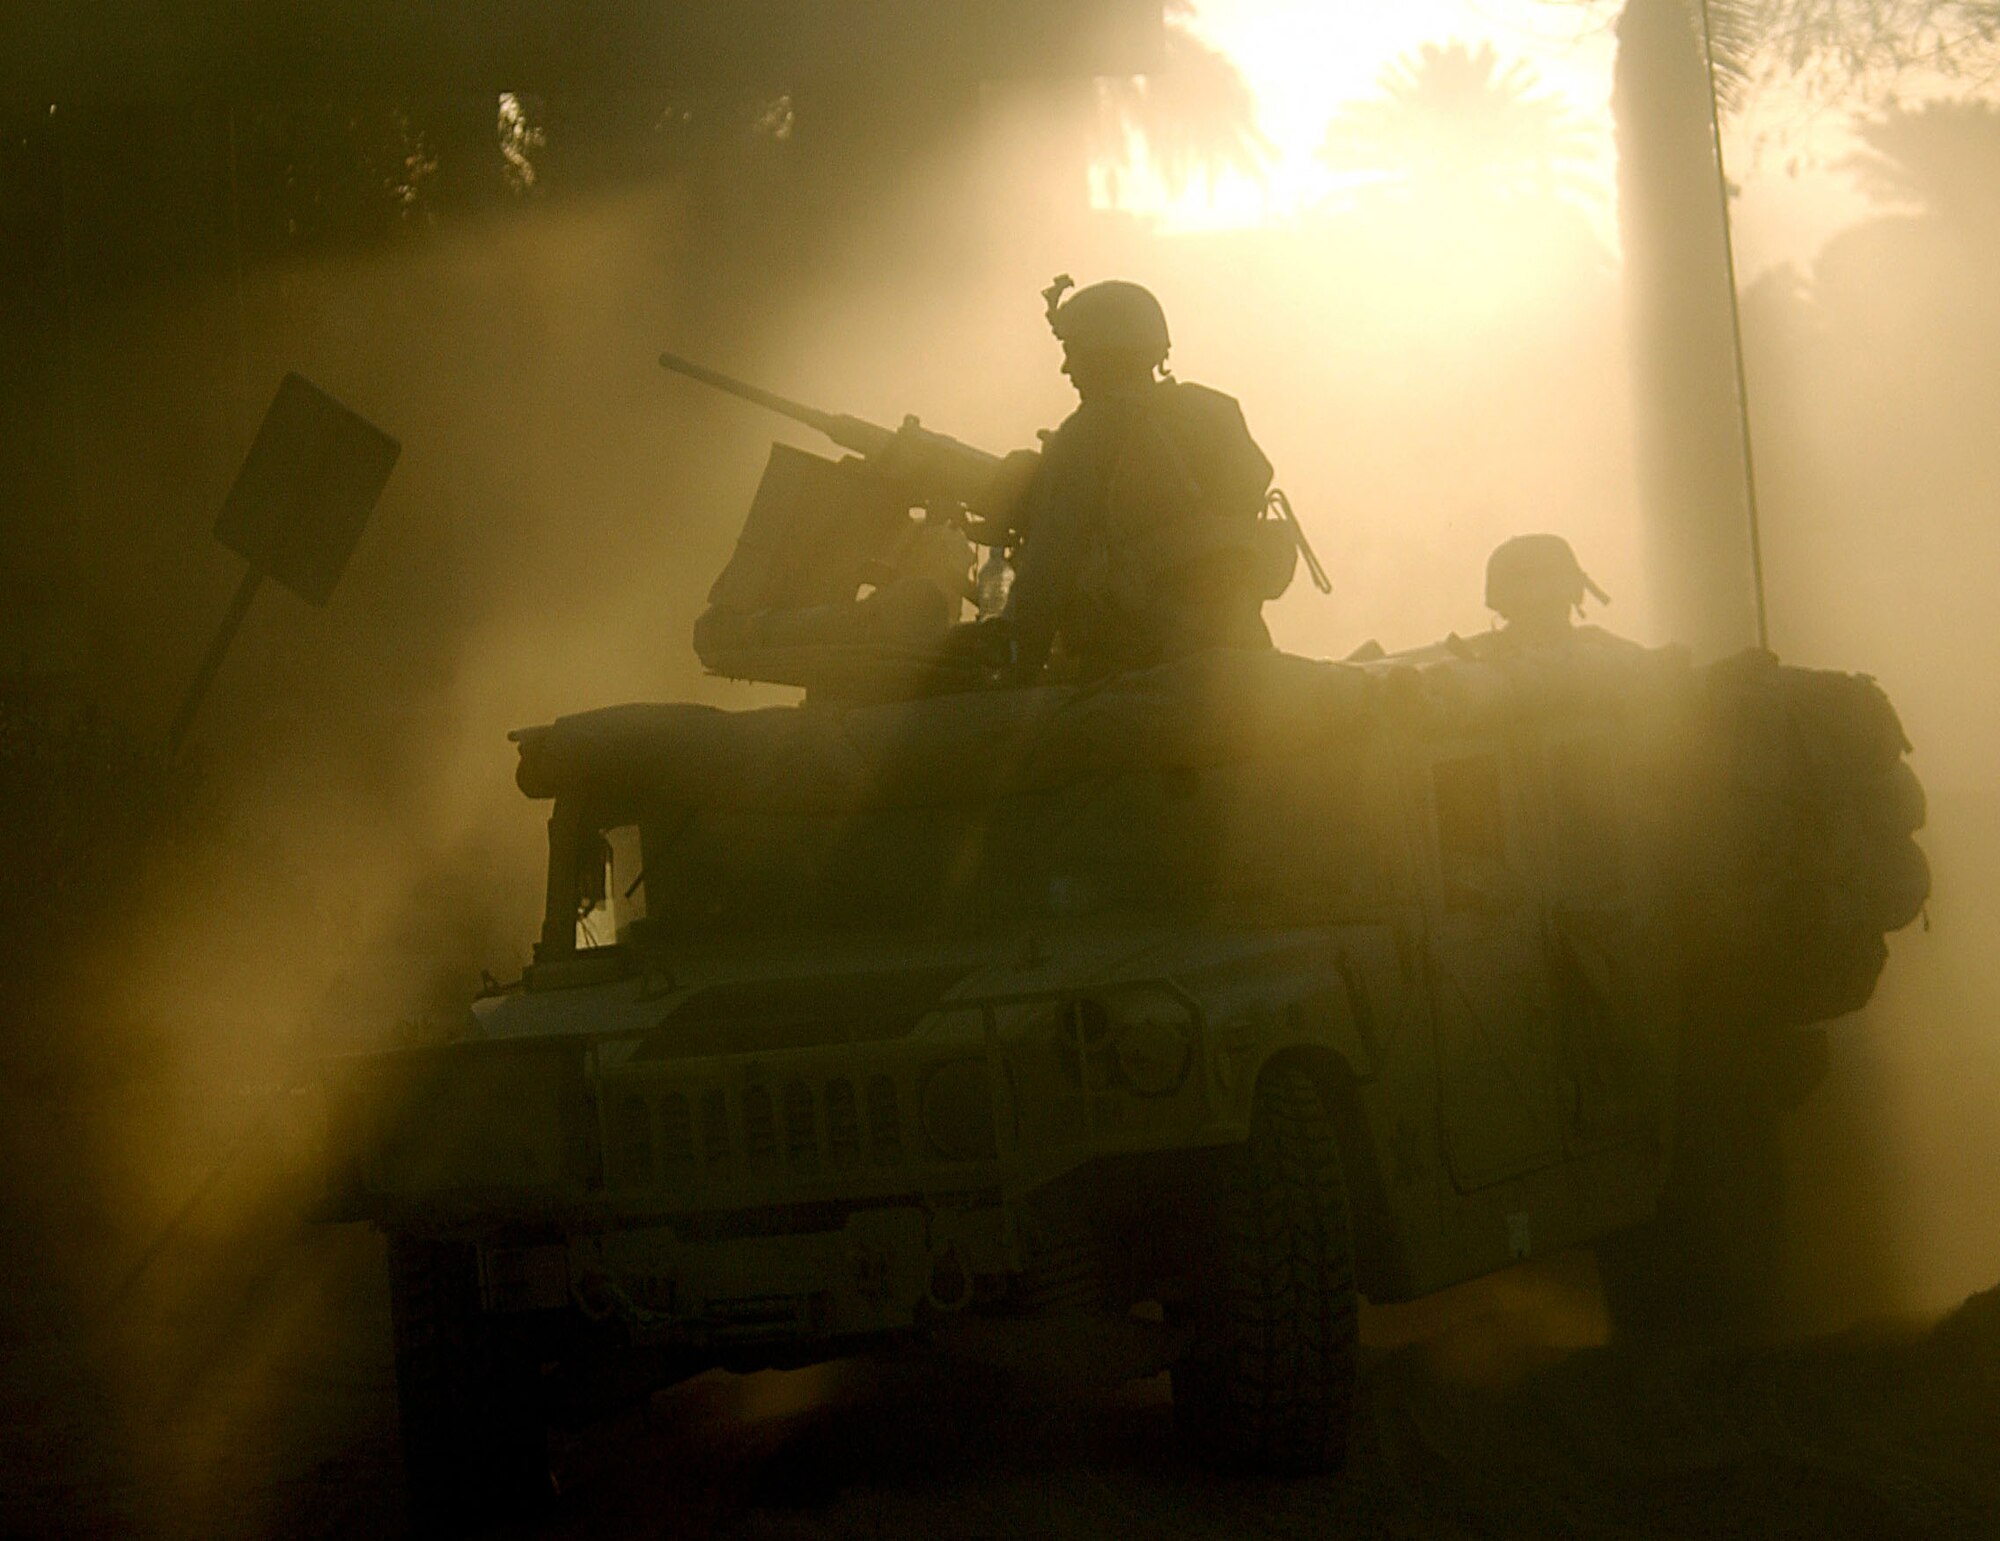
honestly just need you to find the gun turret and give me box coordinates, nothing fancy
[659,351,1016,520]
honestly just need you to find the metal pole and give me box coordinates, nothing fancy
[165,564,264,756]
[1695,0,1772,651]
[159,108,266,762]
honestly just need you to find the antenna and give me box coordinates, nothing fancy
[1696,0,1772,652]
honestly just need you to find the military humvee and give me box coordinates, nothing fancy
[320,629,1926,1516]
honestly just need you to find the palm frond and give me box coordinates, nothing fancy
[1694,0,1761,111]
[1321,40,1600,205]
[1839,96,2000,219]
[1095,12,1273,198]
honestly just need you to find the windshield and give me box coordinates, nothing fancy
[576,823,647,950]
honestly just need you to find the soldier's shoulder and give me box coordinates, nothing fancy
[1154,381,1262,448]
[1155,380,1271,496]
[1163,379,1242,406]
[1159,379,1249,419]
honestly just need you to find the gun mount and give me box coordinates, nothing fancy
[660,352,1037,697]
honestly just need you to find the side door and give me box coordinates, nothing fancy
[1531,718,1679,1161]
[1418,738,1569,1190]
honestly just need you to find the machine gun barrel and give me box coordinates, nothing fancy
[659,350,1004,510]
[659,350,892,457]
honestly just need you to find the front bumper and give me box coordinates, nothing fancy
[479,1193,1017,1346]
[321,977,1218,1342]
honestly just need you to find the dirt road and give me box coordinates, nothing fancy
[6,1205,1994,1541]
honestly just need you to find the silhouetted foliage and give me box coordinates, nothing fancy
[1841,98,2000,230]
[1320,40,1600,208]
[1095,0,1271,199]
[1734,87,2000,755]
[1555,0,2000,107]
[1745,0,2000,89]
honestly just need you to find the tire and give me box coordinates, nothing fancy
[386,1233,552,1530]
[1170,1066,1360,1474]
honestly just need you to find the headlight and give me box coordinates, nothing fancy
[919,1060,997,1160]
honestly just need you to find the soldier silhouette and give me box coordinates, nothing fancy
[1481,533,1612,651]
[983,277,1281,680]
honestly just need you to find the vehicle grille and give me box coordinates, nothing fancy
[825,1077,862,1165]
[603,1072,908,1194]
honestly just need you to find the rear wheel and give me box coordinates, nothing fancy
[1170,1067,1360,1474]
[386,1234,552,1529]
[1596,1050,1788,1344]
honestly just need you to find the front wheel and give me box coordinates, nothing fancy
[386,1233,552,1528]
[1170,1066,1360,1474]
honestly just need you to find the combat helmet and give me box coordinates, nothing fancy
[1043,275,1171,368]
[1485,533,1609,622]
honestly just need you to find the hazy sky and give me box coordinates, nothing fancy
[1109,1,1871,275]
[1102,3,1616,228]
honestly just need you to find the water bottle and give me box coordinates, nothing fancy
[975,549,1014,620]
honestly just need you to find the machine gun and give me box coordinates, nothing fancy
[662,351,1033,695]
[658,351,1029,535]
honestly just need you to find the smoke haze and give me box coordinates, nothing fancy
[3,7,1999,1533]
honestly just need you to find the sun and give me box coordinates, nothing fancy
[1100,0,1621,233]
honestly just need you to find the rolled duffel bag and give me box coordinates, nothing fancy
[1683,649,1929,1032]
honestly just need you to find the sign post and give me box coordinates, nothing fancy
[166,372,399,753]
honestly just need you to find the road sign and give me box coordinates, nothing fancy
[170,374,398,752]
[213,371,400,607]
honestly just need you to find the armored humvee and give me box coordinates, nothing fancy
[320,629,1926,1517]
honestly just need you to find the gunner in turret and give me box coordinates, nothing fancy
[983,277,1282,681]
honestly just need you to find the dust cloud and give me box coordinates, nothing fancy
[1738,99,2000,1325]
[2,10,1998,1536]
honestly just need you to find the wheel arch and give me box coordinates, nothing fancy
[1254,1045,1399,1303]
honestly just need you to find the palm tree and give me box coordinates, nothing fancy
[1610,0,1764,659]
[1320,40,1600,209]
[1092,0,1272,204]
[1841,98,2000,228]
[1554,1,2000,103]
[1734,1,2000,97]
[1600,0,1999,645]
[1306,35,1614,335]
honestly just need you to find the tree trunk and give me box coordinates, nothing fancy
[1615,0,1761,658]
